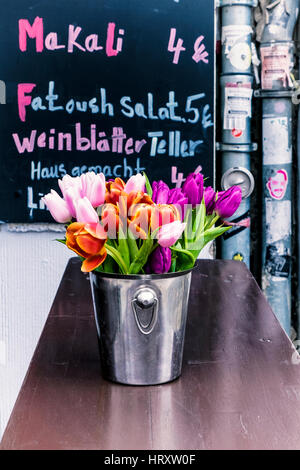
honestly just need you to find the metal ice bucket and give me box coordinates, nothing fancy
[89,269,193,385]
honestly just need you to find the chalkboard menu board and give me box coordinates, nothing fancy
[0,0,215,222]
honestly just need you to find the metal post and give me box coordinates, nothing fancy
[218,0,257,268]
[218,143,256,266]
[255,0,299,334]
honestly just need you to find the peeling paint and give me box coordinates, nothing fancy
[5,223,66,233]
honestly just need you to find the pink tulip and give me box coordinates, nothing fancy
[75,197,99,224]
[58,174,83,200]
[64,187,79,218]
[42,190,72,223]
[157,221,186,248]
[124,174,145,194]
[81,172,106,207]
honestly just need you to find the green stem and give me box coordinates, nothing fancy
[205,215,219,231]
[106,245,128,274]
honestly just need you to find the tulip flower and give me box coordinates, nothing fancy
[81,172,106,208]
[204,186,216,215]
[167,188,188,220]
[124,174,145,194]
[66,222,107,272]
[58,174,83,200]
[64,187,80,218]
[152,180,170,204]
[151,204,181,232]
[128,203,153,239]
[182,173,204,207]
[42,190,72,223]
[145,246,172,274]
[101,203,120,238]
[157,221,186,248]
[105,177,126,205]
[75,197,99,224]
[215,186,242,219]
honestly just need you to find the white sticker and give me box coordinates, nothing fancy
[229,43,252,71]
[261,44,292,90]
[263,117,292,164]
[265,200,291,244]
[222,25,252,71]
[221,25,253,54]
[223,83,253,130]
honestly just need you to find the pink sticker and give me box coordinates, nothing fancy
[267,169,288,200]
[274,101,286,114]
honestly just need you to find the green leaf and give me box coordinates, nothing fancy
[187,225,231,259]
[143,172,153,198]
[171,257,177,273]
[118,226,130,271]
[56,239,66,245]
[184,201,206,250]
[106,245,128,274]
[128,236,153,274]
[205,214,219,231]
[102,256,117,273]
[95,264,104,273]
[192,200,206,239]
[170,246,195,271]
[127,230,139,262]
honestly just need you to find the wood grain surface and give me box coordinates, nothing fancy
[1,258,300,450]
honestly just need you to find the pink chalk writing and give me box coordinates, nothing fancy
[18,83,36,122]
[12,124,147,155]
[106,23,124,56]
[168,28,186,65]
[19,17,44,52]
[168,28,209,65]
[192,35,209,64]
[172,165,202,188]
[18,17,124,56]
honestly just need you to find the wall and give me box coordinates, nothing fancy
[0,224,73,439]
[0,224,213,440]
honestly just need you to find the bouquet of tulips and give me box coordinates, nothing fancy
[42,171,242,274]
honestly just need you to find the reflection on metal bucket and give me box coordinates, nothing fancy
[89,269,193,385]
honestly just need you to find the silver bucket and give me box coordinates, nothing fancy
[89,269,193,385]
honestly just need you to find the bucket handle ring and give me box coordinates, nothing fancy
[132,287,158,335]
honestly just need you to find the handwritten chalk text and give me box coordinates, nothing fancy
[168,28,209,65]
[17,81,213,127]
[19,17,124,56]
[12,124,147,155]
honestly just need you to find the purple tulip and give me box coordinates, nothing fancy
[152,180,170,204]
[215,186,242,219]
[167,188,188,220]
[145,246,172,274]
[182,173,204,207]
[204,186,216,215]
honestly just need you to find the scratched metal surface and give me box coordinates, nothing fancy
[1,257,300,450]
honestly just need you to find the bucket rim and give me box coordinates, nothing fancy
[90,265,196,280]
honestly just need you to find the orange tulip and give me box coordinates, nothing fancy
[150,204,181,232]
[128,203,153,239]
[105,178,126,205]
[101,203,120,238]
[66,222,107,272]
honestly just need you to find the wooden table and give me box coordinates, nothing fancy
[1,258,300,450]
